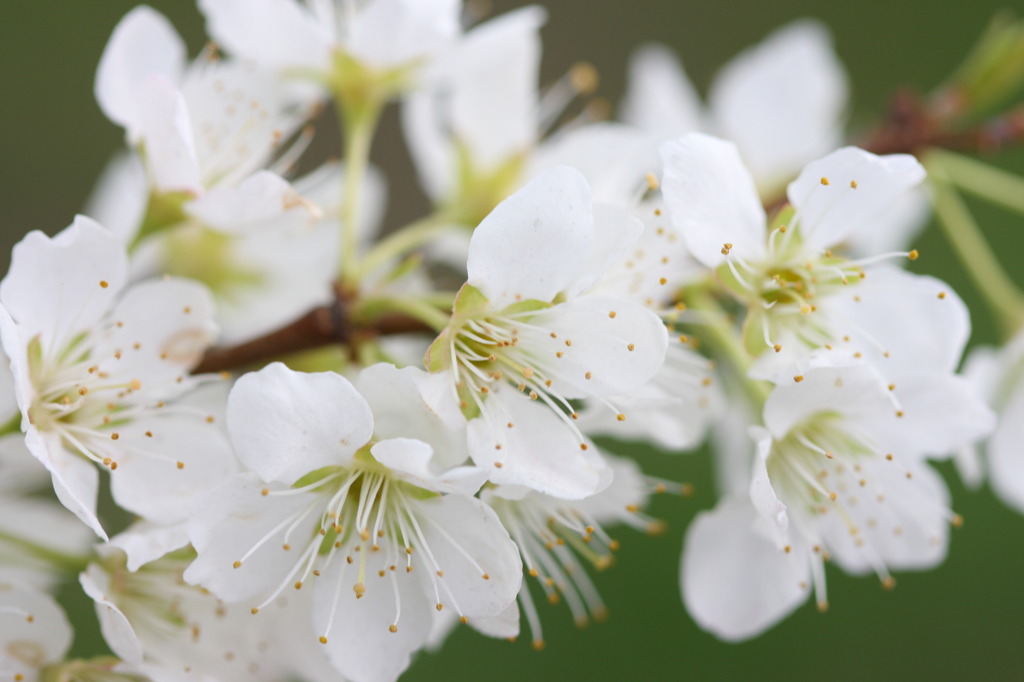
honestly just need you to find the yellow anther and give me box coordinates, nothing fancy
[820,177,830,185]
[570,61,599,94]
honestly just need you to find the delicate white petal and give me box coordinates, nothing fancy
[313,558,434,682]
[749,428,789,546]
[106,521,191,572]
[95,5,186,132]
[370,438,486,496]
[80,563,144,663]
[411,493,522,617]
[348,0,461,69]
[0,583,73,671]
[401,85,454,201]
[26,429,107,540]
[819,457,950,574]
[198,0,333,73]
[357,363,468,470]
[464,600,520,639]
[764,364,891,441]
[681,496,809,642]
[788,147,925,250]
[136,75,202,193]
[867,373,995,460]
[98,277,218,395]
[660,133,766,267]
[467,166,592,308]
[226,363,373,484]
[84,152,149,245]
[445,6,544,170]
[528,123,661,207]
[467,390,607,499]
[1,217,127,350]
[842,184,931,256]
[566,204,644,298]
[827,267,969,376]
[709,20,847,196]
[186,171,315,233]
[109,404,238,524]
[989,378,1024,513]
[621,44,704,135]
[185,473,322,602]
[526,295,668,398]
[0,497,95,590]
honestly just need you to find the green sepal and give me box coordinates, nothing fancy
[293,465,343,490]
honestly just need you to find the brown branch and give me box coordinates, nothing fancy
[860,89,1024,156]
[193,291,434,374]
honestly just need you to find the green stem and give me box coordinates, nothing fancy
[0,412,21,437]
[930,149,1024,215]
[926,154,1024,339]
[338,101,383,290]
[687,289,771,407]
[0,529,92,574]
[357,213,457,279]
[357,296,451,333]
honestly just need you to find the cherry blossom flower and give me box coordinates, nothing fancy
[185,362,521,682]
[682,364,992,640]
[0,217,232,538]
[425,166,668,497]
[198,0,461,91]
[0,583,73,682]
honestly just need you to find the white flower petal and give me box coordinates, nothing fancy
[226,363,373,485]
[185,473,322,602]
[370,438,486,496]
[660,133,766,267]
[764,364,891,441]
[867,373,995,461]
[357,363,468,470]
[0,583,73,671]
[84,152,149,245]
[621,43,704,135]
[109,404,238,524]
[819,457,950,574]
[467,390,608,499]
[95,5,186,133]
[98,277,218,395]
[444,6,544,171]
[681,496,810,642]
[709,20,847,197]
[527,295,668,398]
[26,429,107,540]
[313,558,434,682]
[1,217,127,350]
[467,166,592,308]
[411,493,522,617]
[106,521,191,572]
[198,0,333,74]
[828,267,969,376]
[841,184,931,256]
[0,497,95,591]
[80,563,144,663]
[749,429,789,546]
[788,147,925,251]
[989,378,1024,513]
[136,75,202,193]
[186,171,314,234]
[348,0,461,69]
[566,204,644,298]
[464,600,520,639]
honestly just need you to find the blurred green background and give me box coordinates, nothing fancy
[3,1,1024,680]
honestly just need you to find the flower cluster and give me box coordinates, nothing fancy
[4,2,1024,681]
